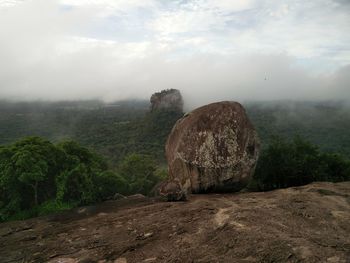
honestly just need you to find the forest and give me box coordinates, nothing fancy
[1,100,349,162]
[0,100,349,221]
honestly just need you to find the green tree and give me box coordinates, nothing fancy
[0,137,63,220]
[56,141,107,204]
[254,136,350,191]
[94,171,128,201]
[0,137,112,221]
[119,153,159,195]
[0,145,21,218]
[14,150,48,206]
[320,153,350,182]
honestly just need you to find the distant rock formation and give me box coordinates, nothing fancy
[165,101,260,194]
[150,89,183,112]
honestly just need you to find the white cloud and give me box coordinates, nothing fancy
[204,0,257,12]
[149,9,228,35]
[60,0,158,16]
[60,0,156,9]
[0,0,349,102]
[0,0,23,8]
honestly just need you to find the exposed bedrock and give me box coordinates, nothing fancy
[150,89,183,112]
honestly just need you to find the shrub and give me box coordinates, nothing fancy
[94,171,129,201]
[119,153,160,195]
[254,136,350,191]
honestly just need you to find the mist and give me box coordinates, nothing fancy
[0,0,349,109]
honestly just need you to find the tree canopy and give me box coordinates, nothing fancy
[0,137,164,222]
[253,136,350,191]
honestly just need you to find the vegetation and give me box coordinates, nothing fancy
[1,100,349,165]
[0,137,163,222]
[245,101,350,156]
[0,100,349,222]
[252,136,350,191]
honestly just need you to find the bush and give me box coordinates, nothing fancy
[94,171,128,201]
[37,200,76,216]
[319,153,350,182]
[254,136,350,191]
[119,153,161,195]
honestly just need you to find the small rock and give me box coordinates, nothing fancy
[127,194,146,200]
[21,235,37,241]
[97,212,108,217]
[0,227,14,237]
[48,258,78,263]
[136,232,153,240]
[144,257,157,262]
[159,180,187,201]
[113,193,127,200]
[77,208,87,214]
[144,232,153,238]
[327,256,340,263]
[114,258,127,263]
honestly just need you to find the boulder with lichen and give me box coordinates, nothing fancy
[165,101,260,194]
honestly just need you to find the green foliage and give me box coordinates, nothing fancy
[245,101,350,156]
[55,164,95,204]
[93,171,128,201]
[55,140,108,204]
[0,136,164,222]
[0,100,183,165]
[319,153,350,182]
[3,200,76,222]
[0,137,63,218]
[1,100,350,221]
[154,167,168,181]
[254,136,350,191]
[37,200,76,216]
[0,137,102,221]
[119,153,161,195]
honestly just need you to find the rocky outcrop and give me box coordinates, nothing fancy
[166,101,260,194]
[150,89,183,112]
[2,182,349,262]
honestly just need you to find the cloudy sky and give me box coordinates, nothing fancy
[0,0,349,106]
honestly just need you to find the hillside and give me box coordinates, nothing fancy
[1,182,349,263]
[0,100,349,166]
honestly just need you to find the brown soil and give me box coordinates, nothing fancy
[1,182,350,263]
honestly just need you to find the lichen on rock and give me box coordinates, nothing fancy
[165,101,260,194]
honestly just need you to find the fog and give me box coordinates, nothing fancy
[0,0,349,109]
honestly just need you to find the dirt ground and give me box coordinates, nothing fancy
[0,182,349,263]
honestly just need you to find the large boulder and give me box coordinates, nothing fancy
[150,89,183,112]
[165,101,260,194]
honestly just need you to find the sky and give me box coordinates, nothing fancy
[0,0,349,107]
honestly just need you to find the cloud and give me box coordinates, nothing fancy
[0,0,349,105]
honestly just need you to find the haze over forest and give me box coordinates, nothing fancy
[0,0,350,109]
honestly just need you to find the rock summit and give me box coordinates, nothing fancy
[150,89,183,112]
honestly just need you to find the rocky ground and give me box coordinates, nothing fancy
[0,182,349,263]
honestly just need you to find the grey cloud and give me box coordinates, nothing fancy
[0,0,349,108]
